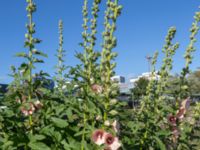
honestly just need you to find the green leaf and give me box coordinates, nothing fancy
[40,126,54,137]
[15,52,28,58]
[153,136,166,150]
[32,49,48,57]
[33,58,44,63]
[109,110,118,116]
[29,134,46,142]
[28,142,50,150]
[53,131,62,142]
[74,130,90,137]
[2,141,13,150]
[51,117,68,128]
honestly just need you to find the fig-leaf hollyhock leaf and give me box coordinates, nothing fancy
[2,141,14,150]
[51,117,68,128]
[153,136,166,150]
[40,126,54,137]
[28,142,50,150]
[29,134,46,142]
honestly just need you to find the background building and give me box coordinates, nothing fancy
[111,75,125,84]
[130,72,160,84]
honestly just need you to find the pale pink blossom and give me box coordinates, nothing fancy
[21,103,35,116]
[176,108,186,119]
[105,134,121,150]
[91,84,103,94]
[112,120,120,133]
[21,108,29,116]
[34,100,43,109]
[91,129,107,146]
[180,98,190,110]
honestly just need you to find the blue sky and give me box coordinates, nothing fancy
[0,0,200,84]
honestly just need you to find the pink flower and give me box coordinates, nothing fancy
[105,133,115,145]
[176,98,190,120]
[176,108,186,119]
[167,115,177,126]
[20,103,35,116]
[91,84,103,94]
[181,98,190,110]
[91,129,106,146]
[21,108,29,116]
[105,134,121,150]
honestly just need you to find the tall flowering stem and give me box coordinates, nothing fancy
[138,28,179,149]
[55,20,66,95]
[179,11,200,99]
[100,0,122,123]
[80,0,101,84]
[157,27,179,98]
[15,0,47,132]
[138,52,159,148]
[79,0,101,149]
[143,52,159,107]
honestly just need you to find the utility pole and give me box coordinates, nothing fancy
[146,55,152,72]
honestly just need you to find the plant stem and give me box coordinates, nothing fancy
[29,115,33,134]
[81,111,86,150]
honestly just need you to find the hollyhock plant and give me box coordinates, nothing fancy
[1,0,200,149]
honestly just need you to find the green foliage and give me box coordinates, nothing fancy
[0,0,200,150]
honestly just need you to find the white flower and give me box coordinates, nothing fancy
[104,120,111,126]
